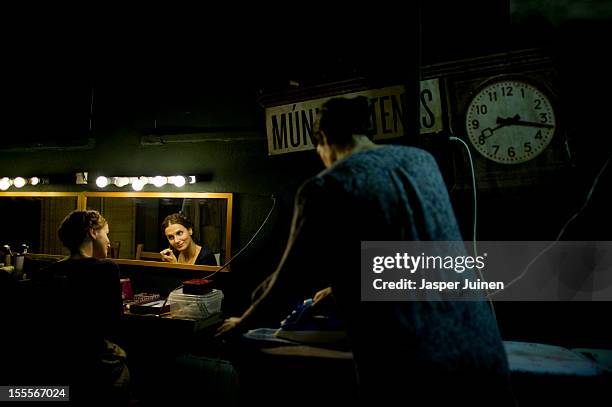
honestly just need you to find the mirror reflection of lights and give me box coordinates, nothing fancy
[152,176,167,187]
[96,176,110,188]
[172,175,186,187]
[30,177,40,186]
[131,179,145,191]
[114,177,130,187]
[13,177,26,188]
[0,177,11,191]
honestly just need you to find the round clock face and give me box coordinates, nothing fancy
[465,80,556,164]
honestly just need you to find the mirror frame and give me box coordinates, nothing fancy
[0,191,233,272]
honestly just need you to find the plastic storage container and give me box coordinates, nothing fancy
[168,288,223,319]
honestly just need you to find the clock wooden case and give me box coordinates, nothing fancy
[465,78,556,164]
[438,49,570,189]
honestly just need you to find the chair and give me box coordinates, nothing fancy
[110,241,121,259]
[135,244,162,261]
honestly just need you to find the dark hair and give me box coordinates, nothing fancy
[161,212,193,235]
[312,96,372,147]
[58,210,107,253]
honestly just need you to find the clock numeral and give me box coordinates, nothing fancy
[507,146,516,158]
[539,113,548,123]
[471,119,480,129]
[492,145,500,155]
[535,130,542,140]
[534,99,542,110]
[475,104,488,115]
[478,135,486,145]
[502,86,513,97]
[524,142,532,153]
[488,92,497,102]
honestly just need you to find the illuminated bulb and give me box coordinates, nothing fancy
[0,177,11,191]
[30,177,40,186]
[13,177,26,188]
[96,176,110,188]
[152,176,167,187]
[172,175,186,187]
[131,178,145,191]
[188,176,196,184]
[114,177,129,187]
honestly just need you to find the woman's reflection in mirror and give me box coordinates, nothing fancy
[160,212,217,265]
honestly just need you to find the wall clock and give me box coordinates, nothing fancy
[465,79,556,164]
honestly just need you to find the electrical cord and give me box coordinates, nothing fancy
[157,194,278,315]
[486,153,612,298]
[449,135,497,319]
[449,136,478,257]
[202,194,277,280]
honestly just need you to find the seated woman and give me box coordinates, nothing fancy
[24,210,129,403]
[160,212,217,266]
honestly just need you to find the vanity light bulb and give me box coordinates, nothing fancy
[30,177,40,186]
[132,179,145,191]
[0,177,10,191]
[96,176,110,188]
[172,175,186,187]
[189,176,196,184]
[114,177,130,187]
[13,177,26,188]
[152,176,167,187]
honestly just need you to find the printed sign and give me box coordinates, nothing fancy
[419,78,443,135]
[266,80,443,155]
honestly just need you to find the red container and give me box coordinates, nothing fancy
[120,278,133,300]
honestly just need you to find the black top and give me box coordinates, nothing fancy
[195,244,218,266]
[20,258,123,384]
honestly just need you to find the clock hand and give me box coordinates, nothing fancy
[481,125,503,139]
[479,114,551,139]
[506,120,554,129]
[498,114,554,129]
[480,115,519,138]
[496,114,520,125]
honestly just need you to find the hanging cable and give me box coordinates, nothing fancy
[449,135,497,319]
[203,195,277,279]
[487,153,612,298]
[449,136,478,257]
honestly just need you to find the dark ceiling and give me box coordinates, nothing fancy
[3,1,612,148]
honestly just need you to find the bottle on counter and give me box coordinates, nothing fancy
[14,244,29,280]
[2,245,12,267]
